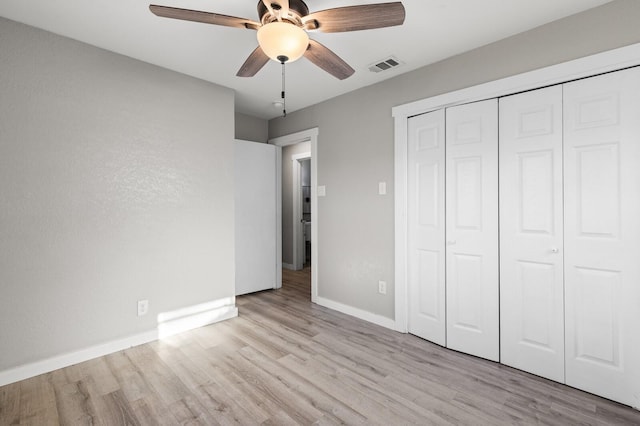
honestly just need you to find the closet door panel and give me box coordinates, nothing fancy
[407,109,446,346]
[499,86,565,382]
[564,67,640,408]
[445,99,499,361]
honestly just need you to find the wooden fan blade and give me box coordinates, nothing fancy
[304,39,355,80]
[149,5,260,30]
[303,2,405,33]
[236,46,270,77]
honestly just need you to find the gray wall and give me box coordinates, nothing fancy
[235,112,268,143]
[0,18,235,371]
[269,0,640,320]
[281,141,311,266]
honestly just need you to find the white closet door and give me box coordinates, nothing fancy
[445,100,499,361]
[407,109,446,346]
[564,67,640,408]
[235,140,279,296]
[499,86,565,382]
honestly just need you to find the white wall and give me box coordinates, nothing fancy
[235,112,269,143]
[0,17,236,374]
[268,0,640,321]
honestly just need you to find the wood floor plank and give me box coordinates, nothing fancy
[1,266,640,425]
[19,373,59,425]
[197,382,260,426]
[103,351,152,404]
[49,369,96,425]
[64,357,120,397]
[242,348,368,425]
[211,347,324,425]
[128,398,176,426]
[595,402,640,425]
[200,351,272,423]
[106,351,181,426]
[99,390,141,426]
[126,344,192,406]
[260,410,300,426]
[152,343,262,425]
[224,316,291,361]
[0,381,20,425]
[168,394,221,426]
[379,374,491,425]
[235,308,318,361]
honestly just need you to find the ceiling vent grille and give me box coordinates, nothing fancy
[368,56,404,73]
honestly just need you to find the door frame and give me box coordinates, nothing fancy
[270,128,319,302]
[292,152,311,271]
[393,42,640,333]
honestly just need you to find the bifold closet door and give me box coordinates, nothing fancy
[499,86,565,382]
[445,100,499,361]
[564,67,640,407]
[407,109,446,346]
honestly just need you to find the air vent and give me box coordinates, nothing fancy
[368,56,404,73]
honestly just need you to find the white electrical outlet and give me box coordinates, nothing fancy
[137,299,149,317]
[378,181,387,195]
[378,281,387,295]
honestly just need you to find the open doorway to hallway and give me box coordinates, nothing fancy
[281,148,312,298]
[281,144,310,272]
[292,154,311,271]
[270,128,318,302]
[300,158,311,268]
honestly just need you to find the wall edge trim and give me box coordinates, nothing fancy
[315,296,396,330]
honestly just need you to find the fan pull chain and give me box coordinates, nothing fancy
[280,58,287,117]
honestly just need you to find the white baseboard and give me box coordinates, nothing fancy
[282,263,295,270]
[315,296,396,330]
[0,300,238,387]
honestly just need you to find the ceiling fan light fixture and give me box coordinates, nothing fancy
[257,21,309,63]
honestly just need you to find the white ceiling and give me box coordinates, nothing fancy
[0,0,612,119]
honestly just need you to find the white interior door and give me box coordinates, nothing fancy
[445,99,499,361]
[499,86,565,382]
[234,140,281,296]
[564,67,640,408]
[407,109,446,346]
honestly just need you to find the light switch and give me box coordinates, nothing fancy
[378,182,387,195]
[317,185,326,197]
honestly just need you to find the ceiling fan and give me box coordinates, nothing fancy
[149,0,406,80]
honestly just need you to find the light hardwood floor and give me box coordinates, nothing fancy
[2,266,639,425]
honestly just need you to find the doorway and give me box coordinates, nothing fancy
[292,153,311,271]
[270,128,319,303]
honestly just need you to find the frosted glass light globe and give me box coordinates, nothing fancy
[257,22,309,63]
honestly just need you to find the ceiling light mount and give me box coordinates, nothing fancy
[258,0,309,25]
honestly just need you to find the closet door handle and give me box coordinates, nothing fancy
[447,240,457,245]
[551,247,559,253]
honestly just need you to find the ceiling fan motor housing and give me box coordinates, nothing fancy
[258,0,309,24]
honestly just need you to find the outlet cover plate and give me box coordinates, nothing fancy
[137,299,149,316]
